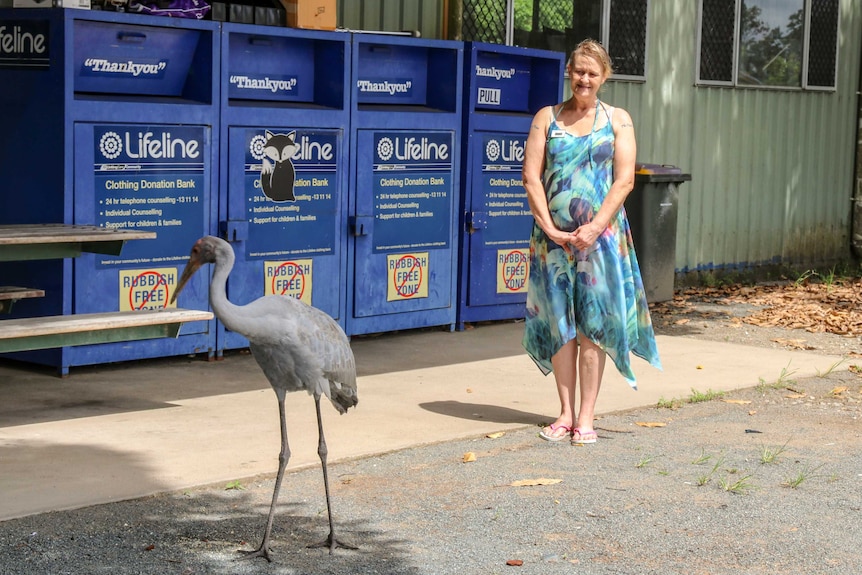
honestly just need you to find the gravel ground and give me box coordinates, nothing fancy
[2,369,861,574]
[2,286,861,575]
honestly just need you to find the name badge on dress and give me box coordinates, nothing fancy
[549,129,567,139]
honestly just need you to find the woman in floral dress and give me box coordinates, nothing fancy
[522,40,661,445]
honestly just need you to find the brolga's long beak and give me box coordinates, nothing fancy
[171,252,204,305]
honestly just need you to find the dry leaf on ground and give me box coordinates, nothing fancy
[730,280,862,337]
[510,478,562,487]
[462,452,476,463]
[654,279,862,341]
[722,399,752,405]
[771,338,815,350]
[635,421,667,428]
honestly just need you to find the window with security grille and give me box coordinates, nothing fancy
[608,0,647,77]
[738,0,804,87]
[511,0,577,54]
[507,0,648,80]
[806,0,838,88]
[696,0,839,89]
[463,0,508,44]
[698,0,736,82]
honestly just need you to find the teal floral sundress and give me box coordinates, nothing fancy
[522,101,661,389]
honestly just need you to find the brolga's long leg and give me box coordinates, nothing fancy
[308,394,357,553]
[240,395,290,563]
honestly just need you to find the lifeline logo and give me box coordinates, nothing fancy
[230,75,298,94]
[475,66,516,80]
[485,137,525,164]
[0,21,50,68]
[249,131,335,163]
[83,58,167,78]
[99,130,201,161]
[376,134,450,163]
[357,79,413,96]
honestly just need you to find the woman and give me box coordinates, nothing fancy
[522,40,661,445]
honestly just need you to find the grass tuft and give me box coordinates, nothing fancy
[693,452,726,486]
[688,388,726,403]
[691,449,712,465]
[718,473,755,494]
[635,454,657,469]
[782,463,825,489]
[759,440,790,465]
[757,361,799,392]
[657,396,683,409]
[815,357,847,378]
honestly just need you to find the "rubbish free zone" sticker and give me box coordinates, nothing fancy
[387,253,428,301]
[496,249,529,294]
[119,268,178,311]
[264,259,312,305]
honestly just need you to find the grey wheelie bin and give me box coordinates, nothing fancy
[626,164,692,303]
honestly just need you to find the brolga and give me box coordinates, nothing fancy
[171,235,358,561]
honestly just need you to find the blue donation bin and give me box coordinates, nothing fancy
[457,42,564,329]
[0,9,219,374]
[346,34,463,336]
[217,24,350,353]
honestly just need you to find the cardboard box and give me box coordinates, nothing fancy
[280,0,335,30]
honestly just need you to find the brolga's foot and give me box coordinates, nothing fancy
[308,532,358,554]
[237,544,274,563]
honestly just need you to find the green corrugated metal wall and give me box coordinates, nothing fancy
[340,0,861,275]
[339,0,445,38]
[600,0,861,275]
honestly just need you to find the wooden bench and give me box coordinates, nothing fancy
[0,286,45,314]
[0,309,214,354]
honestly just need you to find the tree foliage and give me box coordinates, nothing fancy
[738,4,804,86]
[513,0,572,32]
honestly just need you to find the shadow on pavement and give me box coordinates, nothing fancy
[419,400,547,426]
[0,353,268,428]
[0,441,168,521]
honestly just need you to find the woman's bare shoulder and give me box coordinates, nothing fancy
[528,105,555,134]
[610,105,634,128]
[532,104,557,121]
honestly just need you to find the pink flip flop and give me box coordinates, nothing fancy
[571,428,598,445]
[539,423,573,442]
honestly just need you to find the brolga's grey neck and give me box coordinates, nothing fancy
[208,240,254,337]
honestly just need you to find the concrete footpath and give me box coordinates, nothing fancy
[0,321,844,522]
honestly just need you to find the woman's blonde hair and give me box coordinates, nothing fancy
[568,39,613,79]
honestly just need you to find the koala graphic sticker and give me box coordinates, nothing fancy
[259,130,297,202]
